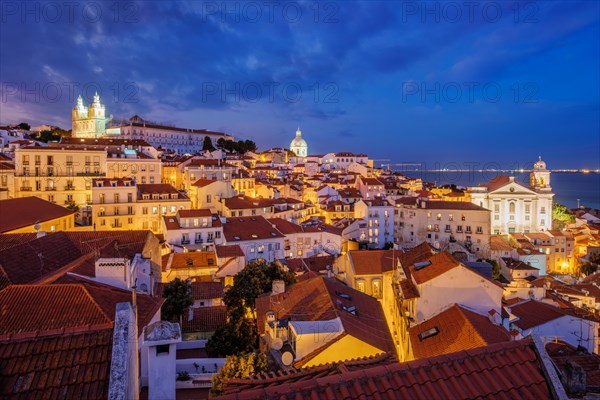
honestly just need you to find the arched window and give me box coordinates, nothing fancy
[509,202,515,213]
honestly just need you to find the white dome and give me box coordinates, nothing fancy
[290,136,307,148]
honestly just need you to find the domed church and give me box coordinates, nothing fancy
[289,127,308,158]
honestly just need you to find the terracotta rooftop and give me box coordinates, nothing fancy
[509,299,568,330]
[190,281,224,300]
[215,338,555,400]
[52,275,163,334]
[348,249,403,275]
[162,251,217,272]
[256,276,395,363]
[0,326,114,400]
[0,284,112,335]
[192,178,217,187]
[221,353,396,396]
[215,244,245,258]
[177,209,213,218]
[502,257,539,271]
[480,175,532,193]
[223,216,284,241]
[546,340,600,391]
[0,197,75,233]
[409,304,511,359]
[181,305,227,334]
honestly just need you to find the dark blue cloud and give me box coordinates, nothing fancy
[0,0,598,168]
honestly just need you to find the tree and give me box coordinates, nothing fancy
[65,200,80,219]
[576,262,597,277]
[205,317,258,357]
[477,258,501,280]
[552,202,575,230]
[210,353,268,397]
[223,261,296,311]
[161,278,193,323]
[206,261,295,357]
[17,122,30,130]
[202,136,215,152]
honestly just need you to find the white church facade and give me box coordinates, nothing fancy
[468,157,554,234]
[72,93,108,138]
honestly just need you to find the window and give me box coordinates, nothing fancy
[525,204,531,213]
[206,195,211,203]
[152,207,158,214]
[142,207,148,215]
[372,280,381,298]
[156,344,169,355]
[476,226,483,234]
[356,280,365,292]
[494,204,499,212]
[509,202,515,213]
[540,207,546,214]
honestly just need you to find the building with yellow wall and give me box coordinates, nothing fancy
[0,196,75,233]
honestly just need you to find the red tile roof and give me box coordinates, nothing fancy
[0,327,114,400]
[215,339,554,400]
[191,281,224,300]
[409,304,511,359]
[409,251,461,284]
[348,249,403,275]
[256,276,395,362]
[182,306,227,333]
[161,251,217,272]
[482,175,532,193]
[546,340,600,390]
[0,284,112,335]
[0,231,156,289]
[0,197,75,233]
[192,178,218,187]
[266,218,303,234]
[509,299,568,330]
[53,275,163,334]
[223,216,284,241]
[222,353,396,396]
[177,209,212,218]
[215,244,245,258]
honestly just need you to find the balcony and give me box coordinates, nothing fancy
[181,239,191,245]
[64,186,75,191]
[20,187,32,191]
[195,238,203,244]
[76,172,103,177]
[111,223,123,228]
[45,187,56,191]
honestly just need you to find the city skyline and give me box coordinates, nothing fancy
[1,1,599,168]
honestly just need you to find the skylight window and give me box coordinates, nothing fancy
[414,261,432,270]
[418,327,439,341]
[251,234,258,239]
[234,236,240,240]
[336,291,352,300]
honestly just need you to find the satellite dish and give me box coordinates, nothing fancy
[434,241,440,249]
[272,338,283,351]
[34,223,40,231]
[281,351,294,366]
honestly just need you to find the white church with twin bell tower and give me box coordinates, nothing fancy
[468,156,554,234]
[72,92,108,138]
[289,127,308,158]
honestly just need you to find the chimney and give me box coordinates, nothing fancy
[271,280,285,295]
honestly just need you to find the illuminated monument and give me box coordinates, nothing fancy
[72,92,107,138]
[289,127,308,158]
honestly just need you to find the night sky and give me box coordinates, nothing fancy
[1,1,598,168]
